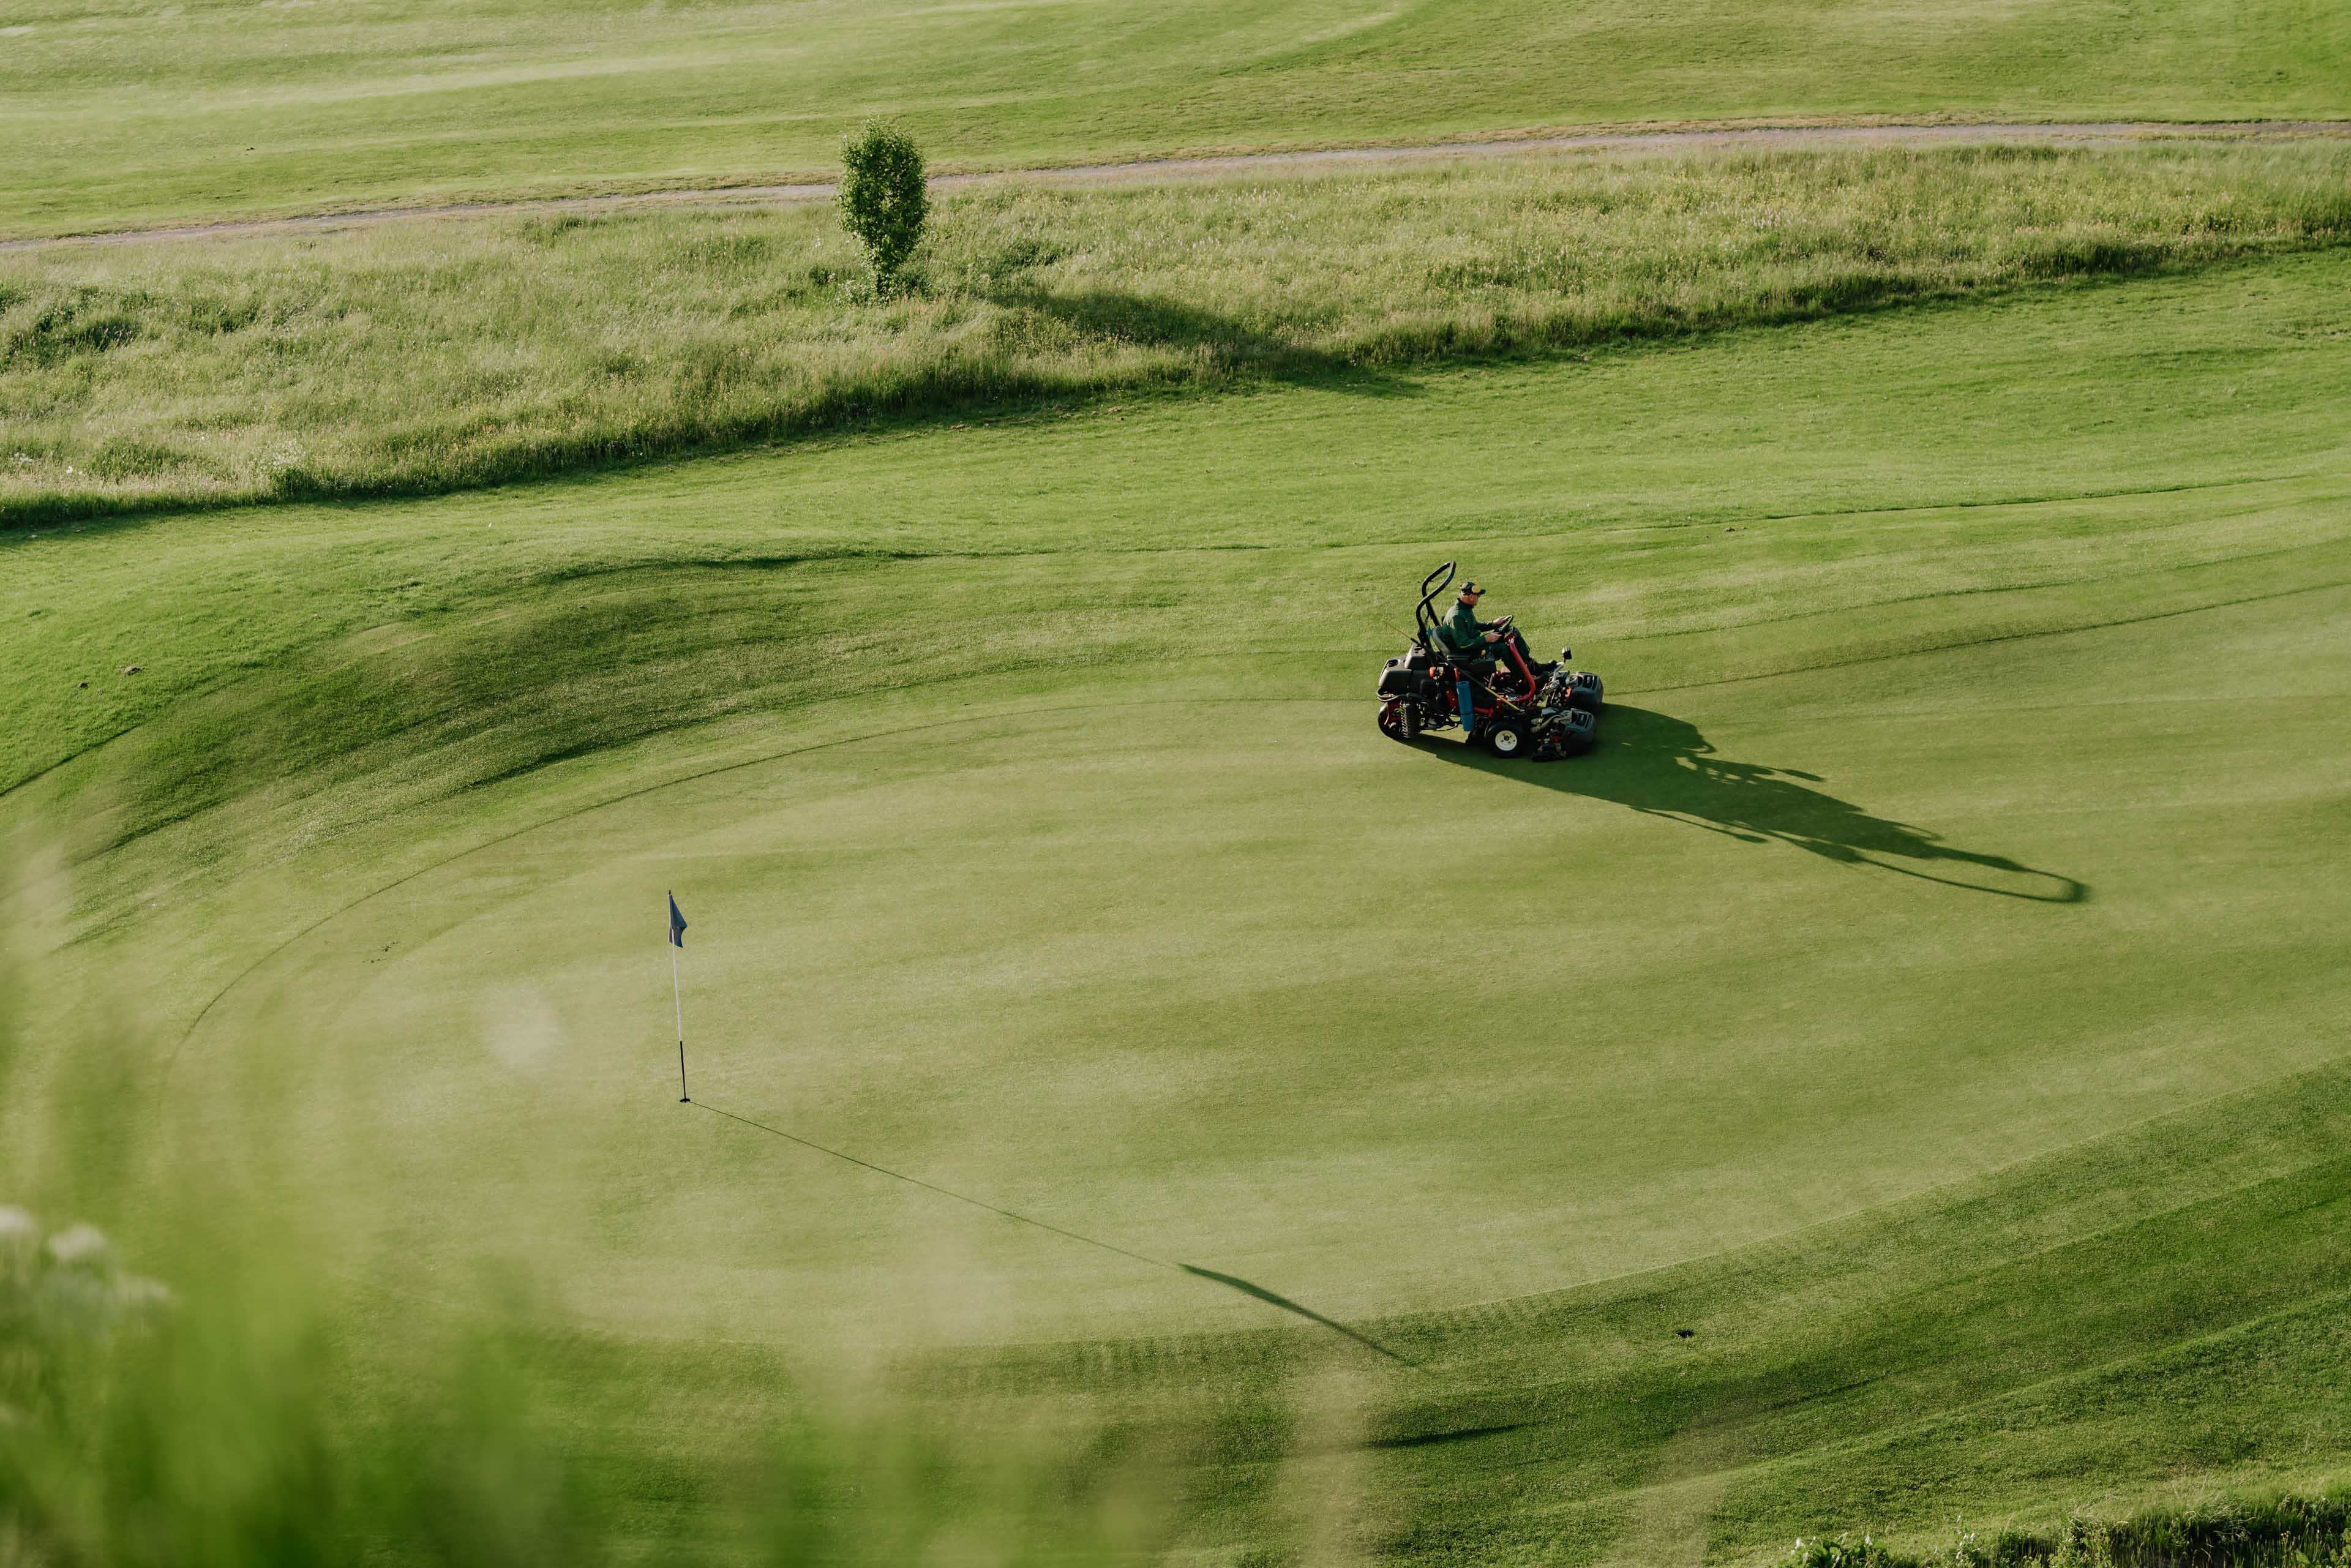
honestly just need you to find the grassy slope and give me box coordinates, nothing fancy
[5,255,2348,1562]
[9,143,2350,523]
[4,0,2347,236]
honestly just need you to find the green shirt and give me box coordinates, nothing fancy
[1435,599,1492,654]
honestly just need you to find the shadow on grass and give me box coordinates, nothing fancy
[986,283,1422,398]
[1179,1264,1422,1368]
[697,1103,1419,1364]
[1428,705,2088,904]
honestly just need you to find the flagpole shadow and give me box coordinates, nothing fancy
[689,1102,1421,1367]
[1179,1264,1422,1368]
[692,1101,1169,1269]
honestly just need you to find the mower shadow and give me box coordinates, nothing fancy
[1427,705,2088,904]
[984,284,1420,398]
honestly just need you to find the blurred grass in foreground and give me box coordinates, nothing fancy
[6,141,2349,525]
[0,928,1229,1567]
[0,1204,1187,1568]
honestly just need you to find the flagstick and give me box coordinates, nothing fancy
[671,940,689,1103]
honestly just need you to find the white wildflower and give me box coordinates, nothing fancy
[45,1222,114,1270]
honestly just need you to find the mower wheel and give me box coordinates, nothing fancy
[1483,718,1532,759]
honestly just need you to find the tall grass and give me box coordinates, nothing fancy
[5,142,2349,525]
[1783,1492,2351,1568]
[0,1210,1187,1566]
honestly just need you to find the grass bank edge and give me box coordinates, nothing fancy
[0,254,2303,531]
[7,142,2349,530]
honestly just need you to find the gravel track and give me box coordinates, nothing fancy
[7,118,2347,252]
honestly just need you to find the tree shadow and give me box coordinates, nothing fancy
[1427,705,2088,904]
[984,283,1422,398]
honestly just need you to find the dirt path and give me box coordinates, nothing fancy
[6,118,2347,253]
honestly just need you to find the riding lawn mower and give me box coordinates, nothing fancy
[1375,562,1603,759]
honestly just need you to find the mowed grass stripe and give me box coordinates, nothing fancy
[5,0,2347,231]
[939,1044,2351,1549]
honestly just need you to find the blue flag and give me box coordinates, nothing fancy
[667,893,688,949]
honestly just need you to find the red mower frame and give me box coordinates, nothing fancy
[1376,561,1602,760]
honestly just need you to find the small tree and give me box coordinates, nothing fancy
[837,121,929,297]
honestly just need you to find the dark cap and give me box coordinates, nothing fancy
[1460,581,1483,596]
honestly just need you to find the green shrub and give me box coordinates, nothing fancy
[1785,1532,1901,1568]
[838,120,931,297]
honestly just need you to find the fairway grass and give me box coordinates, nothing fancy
[4,250,2348,1561]
[4,0,2347,234]
[8,142,2350,524]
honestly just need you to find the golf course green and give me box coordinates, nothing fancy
[7,239,2348,1560]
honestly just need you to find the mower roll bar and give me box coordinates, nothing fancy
[1414,561,1457,647]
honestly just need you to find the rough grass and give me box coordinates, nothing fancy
[6,142,2348,527]
[1785,1489,2351,1568]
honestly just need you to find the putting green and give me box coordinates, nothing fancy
[169,541,2349,1350]
[10,253,2351,1556]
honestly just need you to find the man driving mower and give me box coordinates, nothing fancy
[1376,561,1600,756]
[1431,580,1548,742]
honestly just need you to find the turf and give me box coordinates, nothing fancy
[4,251,2347,1560]
[4,0,2347,236]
